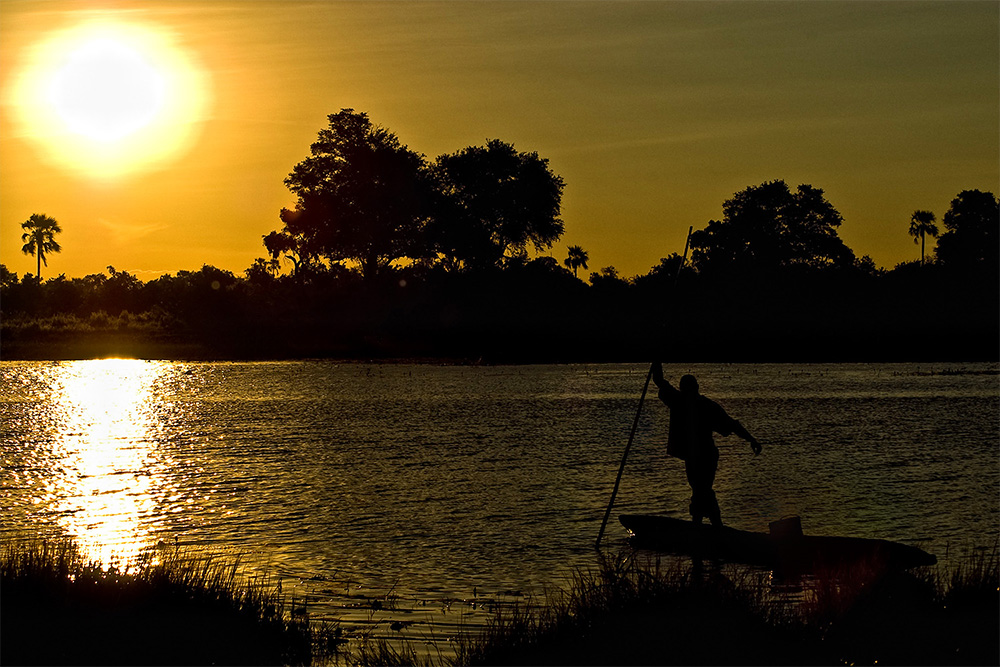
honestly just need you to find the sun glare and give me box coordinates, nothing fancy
[49,359,168,567]
[9,20,211,179]
[48,38,167,142]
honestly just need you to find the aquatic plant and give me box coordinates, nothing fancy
[3,540,995,665]
[349,635,434,667]
[453,550,998,666]
[818,544,1000,666]
[0,539,338,666]
[939,544,999,608]
[454,552,819,666]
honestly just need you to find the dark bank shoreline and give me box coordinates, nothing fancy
[3,329,998,364]
[4,251,998,366]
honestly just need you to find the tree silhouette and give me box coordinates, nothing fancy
[278,109,431,281]
[0,264,17,290]
[689,180,854,277]
[20,213,62,280]
[935,190,999,271]
[908,210,939,266]
[263,229,315,277]
[564,245,589,278]
[245,257,280,287]
[589,266,628,291]
[430,139,565,271]
[632,253,693,293]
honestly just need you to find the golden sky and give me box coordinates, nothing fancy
[2,1,997,280]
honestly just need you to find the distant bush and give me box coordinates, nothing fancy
[1,309,176,336]
[1,248,997,362]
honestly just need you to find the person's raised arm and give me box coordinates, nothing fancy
[651,362,680,406]
[651,361,668,390]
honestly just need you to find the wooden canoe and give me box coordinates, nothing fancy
[619,514,936,571]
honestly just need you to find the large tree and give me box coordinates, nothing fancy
[430,139,565,271]
[689,180,854,276]
[908,210,939,266]
[934,190,998,270]
[275,109,431,281]
[20,213,62,280]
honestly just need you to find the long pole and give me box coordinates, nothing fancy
[675,226,693,282]
[594,363,654,548]
[594,225,693,549]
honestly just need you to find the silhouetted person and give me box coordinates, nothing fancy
[652,362,761,527]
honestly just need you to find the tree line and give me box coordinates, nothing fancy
[3,109,997,361]
[261,110,565,281]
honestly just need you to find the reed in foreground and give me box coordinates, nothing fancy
[453,549,999,666]
[454,554,818,666]
[0,539,339,666]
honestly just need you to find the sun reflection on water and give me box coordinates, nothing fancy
[47,359,168,567]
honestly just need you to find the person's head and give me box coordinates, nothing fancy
[679,374,699,396]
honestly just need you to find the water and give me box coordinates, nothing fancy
[2,360,998,651]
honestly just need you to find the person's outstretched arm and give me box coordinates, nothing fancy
[732,420,762,455]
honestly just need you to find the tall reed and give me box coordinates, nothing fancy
[454,552,818,666]
[453,549,998,666]
[0,539,335,666]
[5,540,995,665]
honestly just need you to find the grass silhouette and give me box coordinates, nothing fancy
[3,540,995,665]
[0,539,340,666]
[448,549,998,666]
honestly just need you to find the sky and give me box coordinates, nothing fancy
[1,0,997,281]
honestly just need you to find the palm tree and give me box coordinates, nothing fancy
[908,210,939,266]
[564,245,589,278]
[20,213,62,280]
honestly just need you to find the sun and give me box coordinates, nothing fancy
[48,37,168,143]
[8,20,211,179]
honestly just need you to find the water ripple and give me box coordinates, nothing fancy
[1,360,997,650]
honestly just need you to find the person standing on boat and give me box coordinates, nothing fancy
[651,362,761,528]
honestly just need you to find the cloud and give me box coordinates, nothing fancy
[97,217,168,245]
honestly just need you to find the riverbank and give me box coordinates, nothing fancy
[3,304,998,363]
[3,329,999,364]
[0,540,341,666]
[451,550,999,666]
[3,539,996,666]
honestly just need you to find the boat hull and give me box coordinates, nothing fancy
[619,515,936,571]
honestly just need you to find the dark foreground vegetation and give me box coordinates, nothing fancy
[5,108,998,362]
[0,540,339,666]
[447,550,999,667]
[4,540,995,666]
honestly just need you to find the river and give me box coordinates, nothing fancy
[2,360,997,653]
